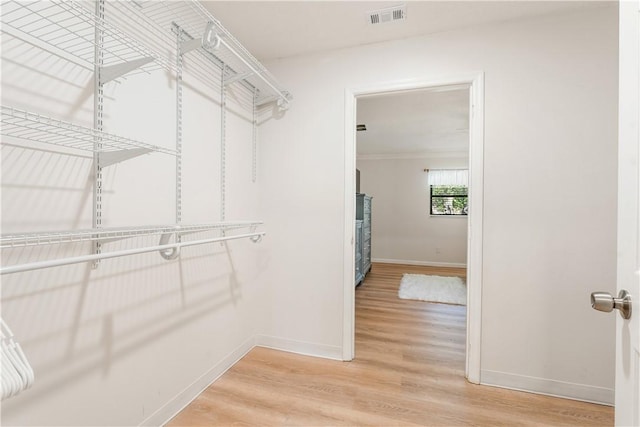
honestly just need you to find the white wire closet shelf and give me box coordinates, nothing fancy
[108,1,292,108]
[0,221,263,249]
[1,106,177,163]
[0,222,266,275]
[0,0,174,78]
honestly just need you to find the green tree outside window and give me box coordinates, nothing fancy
[430,185,468,215]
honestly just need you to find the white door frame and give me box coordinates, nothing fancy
[342,72,485,383]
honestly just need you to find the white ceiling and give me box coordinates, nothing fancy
[201,1,605,157]
[202,1,608,61]
[356,86,470,156]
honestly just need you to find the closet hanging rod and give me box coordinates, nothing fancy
[203,24,291,108]
[0,222,263,249]
[0,231,266,276]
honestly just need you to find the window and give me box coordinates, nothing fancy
[430,185,468,215]
[428,169,468,216]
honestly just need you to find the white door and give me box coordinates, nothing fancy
[616,1,640,425]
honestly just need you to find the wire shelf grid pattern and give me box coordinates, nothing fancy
[108,1,290,106]
[1,106,177,156]
[1,0,174,76]
[0,222,264,249]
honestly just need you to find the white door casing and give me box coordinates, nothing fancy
[342,73,485,384]
[615,1,640,425]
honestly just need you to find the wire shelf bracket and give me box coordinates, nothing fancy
[99,57,155,85]
[100,147,153,167]
[180,37,202,55]
[224,72,254,87]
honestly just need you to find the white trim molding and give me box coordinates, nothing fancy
[343,72,485,381]
[255,335,343,361]
[481,370,614,406]
[141,334,344,426]
[372,258,466,269]
[357,151,469,161]
[140,336,256,426]
[465,72,485,384]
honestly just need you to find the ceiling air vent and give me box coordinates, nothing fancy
[367,5,406,25]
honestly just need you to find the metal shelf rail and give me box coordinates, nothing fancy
[0,106,177,166]
[0,222,265,275]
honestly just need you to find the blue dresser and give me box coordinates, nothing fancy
[355,194,372,286]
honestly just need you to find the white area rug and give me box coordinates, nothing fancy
[398,274,467,305]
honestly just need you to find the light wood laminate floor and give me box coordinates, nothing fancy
[168,263,613,426]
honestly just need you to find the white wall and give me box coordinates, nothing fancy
[0,4,620,424]
[260,4,618,403]
[0,15,268,427]
[357,156,468,267]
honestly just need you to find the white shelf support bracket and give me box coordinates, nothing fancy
[98,57,154,85]
[158,232,180,260]
[249,224,262,243]
[99,148,152,168]
[202,21,222,51]
[224,72,254,86]
[277,95,291,112]
[256,95,278,107]
[180,38,202,55]
[257,93,292,111]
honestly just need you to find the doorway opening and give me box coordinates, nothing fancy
[342,74,484,383]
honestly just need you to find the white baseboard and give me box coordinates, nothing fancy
[255,335,344,361]
[139,335,342,426]
[139,336,256,427]
[372,258,467,269]
[481,370,614,406]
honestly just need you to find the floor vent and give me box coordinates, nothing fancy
[367,5,406,25]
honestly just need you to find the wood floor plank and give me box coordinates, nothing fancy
[168,263,613,426]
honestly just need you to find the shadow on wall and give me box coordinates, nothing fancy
[1,241,245,412]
